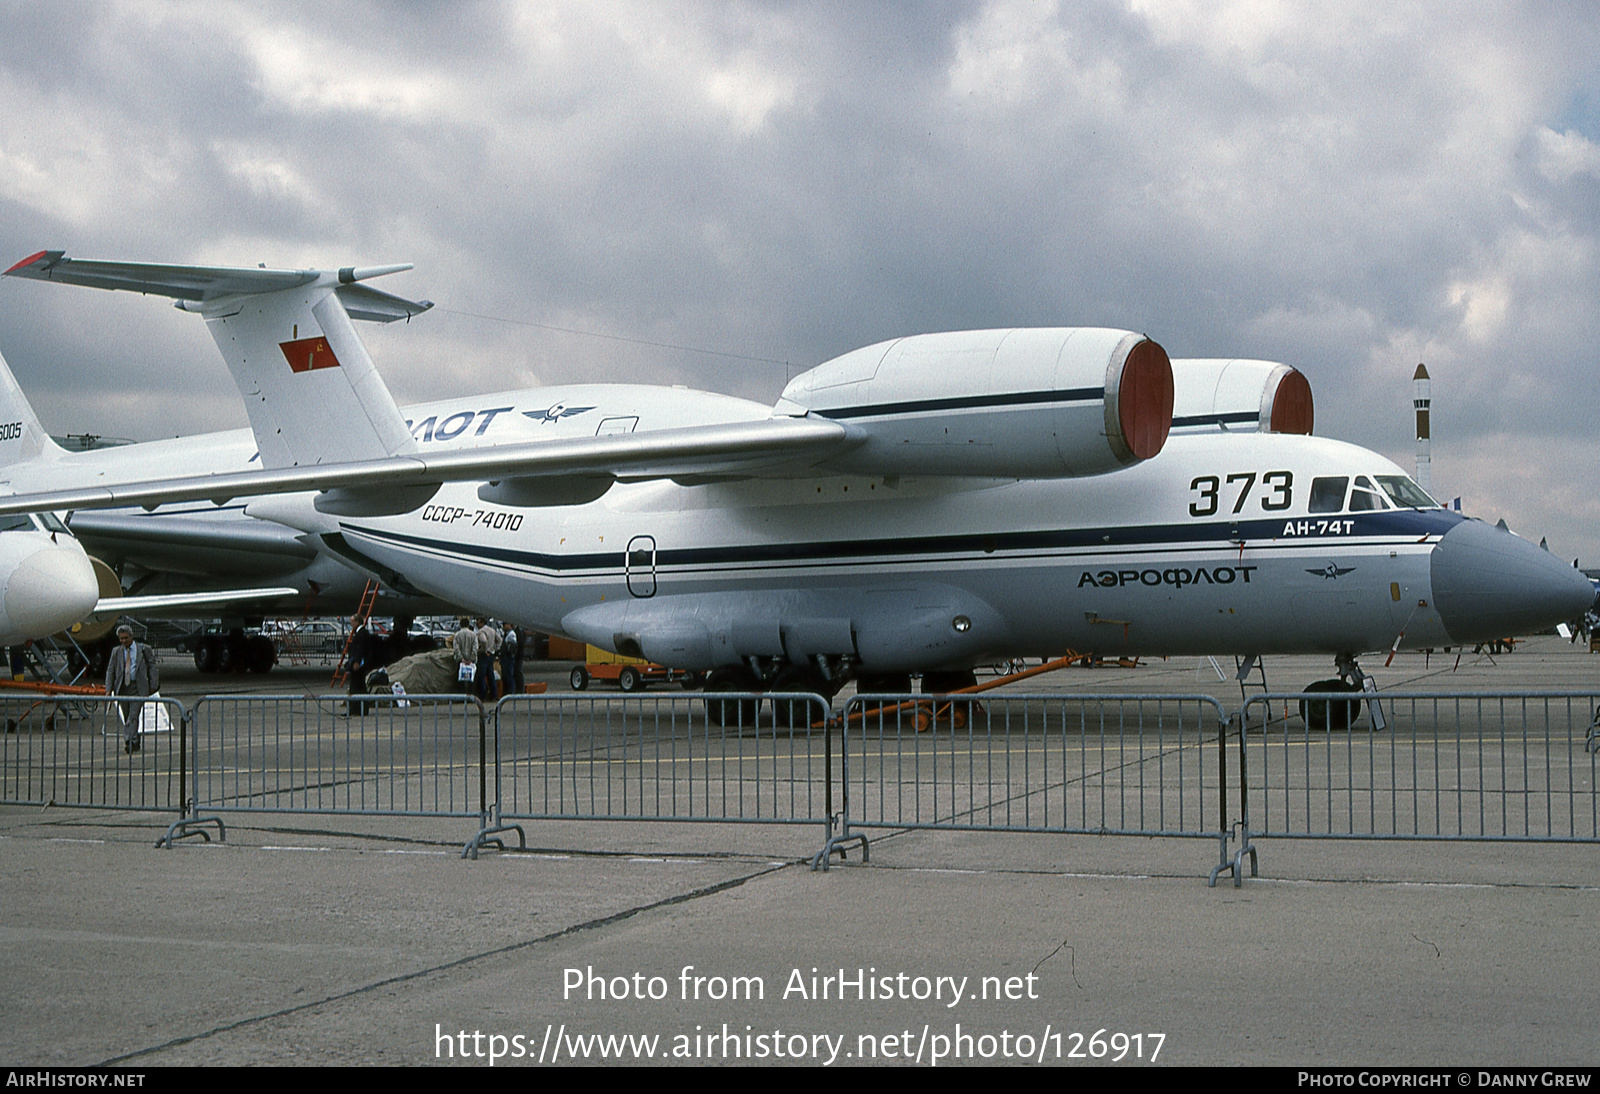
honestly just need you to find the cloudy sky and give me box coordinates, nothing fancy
[0,1,1596,560]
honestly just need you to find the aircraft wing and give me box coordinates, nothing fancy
[87,586,302,621]
[67,511,320,565]
[0,416,853,516]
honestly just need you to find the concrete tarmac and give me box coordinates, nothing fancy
[3,638,1596,1067]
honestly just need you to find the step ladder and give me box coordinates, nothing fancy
[1234,654,1272,725]
[330,580,380,688]
[18,632,100,688]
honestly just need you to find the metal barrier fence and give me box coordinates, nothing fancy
[187,694,486,824]
[0,694,188,814]
[834,694,1236,879]
[474,692,835,859]
[5,686,1598,878]
[1239,691,1600,845]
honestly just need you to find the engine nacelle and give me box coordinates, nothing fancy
[774,328,1172,478]
[1169,359,1313,436]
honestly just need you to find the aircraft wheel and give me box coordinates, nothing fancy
[769,665,829,731]
[922,669,977,695]
[194,637,218,674]
[679,671,706,691]
[1299,679,1362,731]
[216,636,246,674]
[703,667,761,728]
[247,635,275,674]
[617,666,644,693]
[569,666,590,691]
[855,671,911,696]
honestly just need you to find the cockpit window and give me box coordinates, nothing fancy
[1349,475,1388,511]
[1374,475,1438,509]
[37,511,68,534]
[1308,476,1348,514]
[0,514,31,532]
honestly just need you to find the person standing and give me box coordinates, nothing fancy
[475,618,501,700]
[345,623,381,716]
[452,618,478,696]
[500,622,523,697]
[105,624,157,754]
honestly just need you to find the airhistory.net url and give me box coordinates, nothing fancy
[434,1023,1164,1065]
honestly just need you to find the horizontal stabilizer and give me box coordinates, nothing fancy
[4,251,432,320]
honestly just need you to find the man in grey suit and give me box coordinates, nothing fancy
[105,624,158,754]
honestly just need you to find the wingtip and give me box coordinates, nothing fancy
[4,250,56,276]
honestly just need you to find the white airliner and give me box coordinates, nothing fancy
[0,251,1589,704]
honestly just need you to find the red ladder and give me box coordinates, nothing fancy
[330,580,381,687]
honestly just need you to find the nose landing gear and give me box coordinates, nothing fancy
[1299,654,1366,731]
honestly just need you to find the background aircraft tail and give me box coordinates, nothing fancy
[0,345,65,469]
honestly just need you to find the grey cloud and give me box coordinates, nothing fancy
[0,1,1596,557]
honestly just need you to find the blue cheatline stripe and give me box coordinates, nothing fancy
[812,386,1103,420]
[342,508,1462,577]
[1170,411,1260,427]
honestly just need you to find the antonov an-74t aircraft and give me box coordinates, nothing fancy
[0,251,1589,705]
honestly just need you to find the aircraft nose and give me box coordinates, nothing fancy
[3,545,100,637]
[1429,520,1595,644]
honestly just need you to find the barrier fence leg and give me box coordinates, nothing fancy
[811,711,868,871]
[156,706,226,849]
[463,807,526,860]
[1208,712,1257,887]
[463,701,524,859]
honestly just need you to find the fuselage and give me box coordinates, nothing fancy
[342,430,1570,670]
[17,384,1590,672]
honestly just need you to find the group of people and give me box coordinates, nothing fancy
[452,618,524,699]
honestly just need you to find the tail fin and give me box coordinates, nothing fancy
[4,251,429,470]
[0,346,64,469]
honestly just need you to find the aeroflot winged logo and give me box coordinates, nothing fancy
[279,336,341,373]
[524,404,595,424]
[1307,562,1357,579]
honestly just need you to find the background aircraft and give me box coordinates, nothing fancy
[0,252,1590,708]
[0,510,295,672]
[0,513,98,645]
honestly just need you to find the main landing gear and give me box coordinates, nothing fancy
[702,658,848,728]
[193,629,276,675]
[1299,653,1366,731]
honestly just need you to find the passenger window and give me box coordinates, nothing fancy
[1308,477,1348,514]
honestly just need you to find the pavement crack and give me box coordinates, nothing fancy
[1030,937,1081,989]
[95,860,793,1065]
